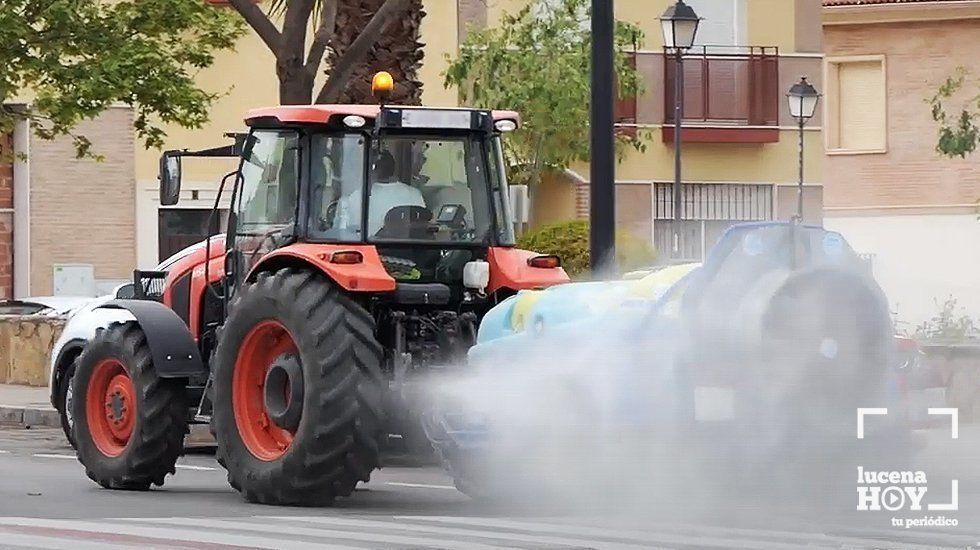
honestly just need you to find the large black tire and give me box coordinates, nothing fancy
[73,322,189,490]
[57,358,78,449]
[211,267,385,506]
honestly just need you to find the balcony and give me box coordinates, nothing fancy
[623,46,781,144]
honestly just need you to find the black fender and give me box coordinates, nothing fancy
[98,299,205,378]
[50,338,87,408]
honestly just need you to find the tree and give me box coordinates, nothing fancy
[0,0,244,157]
[928,68,980,218]
[928,67,980,159]
[444,0,646,191]
[234,0,424,105]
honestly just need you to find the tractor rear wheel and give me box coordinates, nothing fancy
[73,322,189,490]
[211,267,385,506]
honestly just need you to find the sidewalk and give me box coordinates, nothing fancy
[0,383,59,428]
[0,383,215,446]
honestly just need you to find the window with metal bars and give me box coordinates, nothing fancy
[653,182,773,261]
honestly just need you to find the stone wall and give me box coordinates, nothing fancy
[0,316,64,387]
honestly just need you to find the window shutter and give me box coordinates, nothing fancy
[687,0,740,46]
[837,61,886,151]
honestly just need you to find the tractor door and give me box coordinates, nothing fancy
[227,129,301,295]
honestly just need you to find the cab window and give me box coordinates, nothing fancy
[237,130,299,234]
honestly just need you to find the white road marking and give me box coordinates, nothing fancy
[0,517,346,550]
[125,517,508,550]
[1,514,968,550]
[30,452,215,471]
[0,530,132,550]
[268,515,659,550]
[174,464,216,471]
[32,453,76,460]
[400,516,962,550]
[0,450,9,454]
[385,481,457,490]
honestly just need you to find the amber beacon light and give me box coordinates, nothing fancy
[372,71,394,103]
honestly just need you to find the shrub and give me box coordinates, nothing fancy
[517,220,656,279]
[914,296,979,342]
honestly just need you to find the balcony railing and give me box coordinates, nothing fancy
[663,46,780,128]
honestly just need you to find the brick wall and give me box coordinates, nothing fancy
[823,19,980,211]
[29,108,136,294]
[0,134,13,299]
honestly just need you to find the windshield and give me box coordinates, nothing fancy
[309,132,513,245]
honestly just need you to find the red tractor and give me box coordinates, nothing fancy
[71,74,569,506]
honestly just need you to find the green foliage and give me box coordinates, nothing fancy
[0,0,245,157]
[914,296,979,342]
[517,219,656,279]
[444,0,647,188]
[928,67,980,159]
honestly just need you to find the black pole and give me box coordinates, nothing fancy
[672,51,684,259]
[796,117,805,221]
[590,0,616,277]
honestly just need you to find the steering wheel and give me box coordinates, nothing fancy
[245,227,286,267]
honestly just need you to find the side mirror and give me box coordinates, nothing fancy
[159,152,182,206]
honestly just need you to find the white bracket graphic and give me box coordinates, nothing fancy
[928,480,959,511]
[857,408,888,439]
[928,408,959,439]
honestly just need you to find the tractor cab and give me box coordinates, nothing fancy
[159,91,533,304]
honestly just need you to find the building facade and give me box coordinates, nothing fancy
[1,109,137,299]
[520,0,826,261]
[822,0,980,326]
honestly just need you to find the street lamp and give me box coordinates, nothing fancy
[660,0,700,260]
[786,76,821,222]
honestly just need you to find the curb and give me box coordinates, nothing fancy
[0,405,61,429]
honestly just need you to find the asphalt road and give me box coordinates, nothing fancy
[1,425,980,549]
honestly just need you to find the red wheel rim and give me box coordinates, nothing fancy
[232,320,298,461]
[85,359,136,457]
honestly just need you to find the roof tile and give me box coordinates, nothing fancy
[824,0,971,6]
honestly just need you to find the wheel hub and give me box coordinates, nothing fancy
[232,319,301,461]
[263,353,304,431]
[86,359,136,457]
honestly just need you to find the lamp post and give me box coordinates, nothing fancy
[786,76,820,222]
[660,0,700,260]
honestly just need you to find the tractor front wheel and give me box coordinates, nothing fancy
[72,322,189,490]
[211,268,385,506]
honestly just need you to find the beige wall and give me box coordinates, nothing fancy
[134,30,278,185]
[530,171,578,227]
[484,1,805,53]
[822,19,980,211]
[419,0,462,108]
[29,108,136,294]
[577,131,823,185]
[826,214,980,325]
[615,184,653,244]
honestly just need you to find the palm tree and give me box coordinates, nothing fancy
[327,0,424,105]
[228,0,424,105]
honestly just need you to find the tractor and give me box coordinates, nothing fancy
[70,73,569,506]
